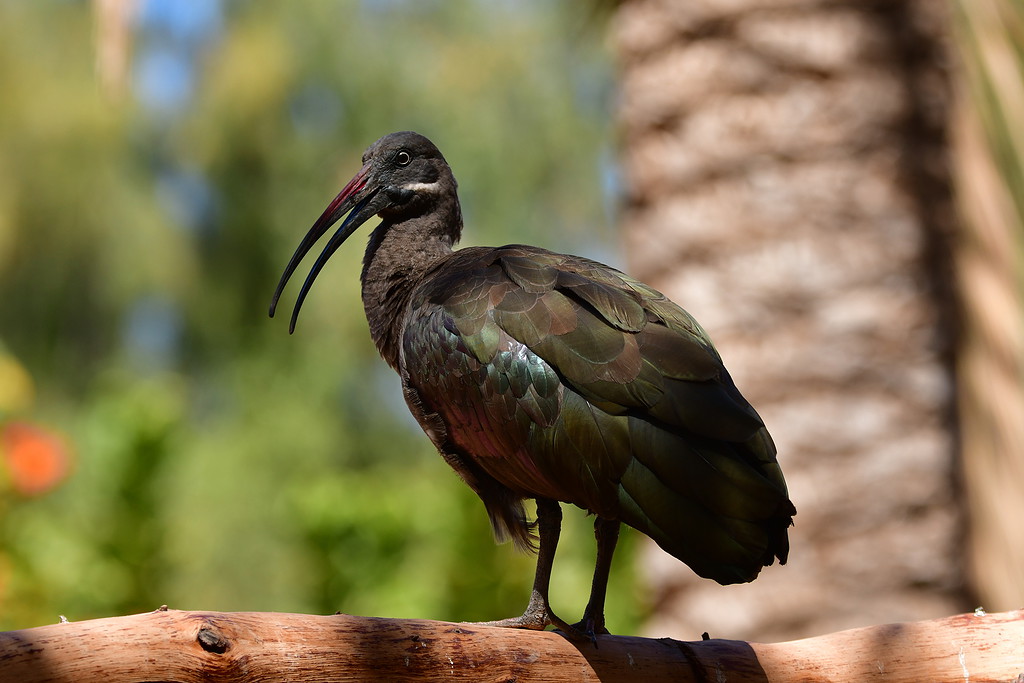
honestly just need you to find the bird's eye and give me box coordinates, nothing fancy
[395,150,412,166]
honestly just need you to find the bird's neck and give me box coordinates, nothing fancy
[360,197,462,369]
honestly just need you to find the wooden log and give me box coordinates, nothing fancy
[0,607,1021,682]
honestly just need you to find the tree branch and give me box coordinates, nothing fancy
[0,608,1021,682]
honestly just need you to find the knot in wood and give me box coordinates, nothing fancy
[197,626,230,654]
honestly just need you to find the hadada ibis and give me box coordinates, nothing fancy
[270,131,795,638]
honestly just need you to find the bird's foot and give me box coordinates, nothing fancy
[471,611,550,631]
[468,596,592,641]
[558,608,608,645]
[471,612,593,642]
[554,621,596,643]
[467,587,557,631]
[570,613,609,641]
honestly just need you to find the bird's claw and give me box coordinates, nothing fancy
[569,617,608,641]
[468,607,598,643]
[556,623,598,644]
[549,613,593,642]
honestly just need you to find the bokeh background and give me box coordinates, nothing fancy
[1,0,1021,641]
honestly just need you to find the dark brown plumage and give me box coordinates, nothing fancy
[271,131,795,638]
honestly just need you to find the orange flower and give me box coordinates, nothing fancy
[1,422,71,496]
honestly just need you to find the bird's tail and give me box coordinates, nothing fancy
[618,420,795,584]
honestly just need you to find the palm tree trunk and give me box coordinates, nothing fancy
[613,0,966,641]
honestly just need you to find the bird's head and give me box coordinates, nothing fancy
[269,131,454,333]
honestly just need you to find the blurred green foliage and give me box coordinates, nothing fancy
[0,0,644,631]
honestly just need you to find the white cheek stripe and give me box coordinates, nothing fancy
[401,181,441,193]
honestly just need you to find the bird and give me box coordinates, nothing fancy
[270,131,795,639]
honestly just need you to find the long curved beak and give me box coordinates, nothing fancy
[269,162,379,333]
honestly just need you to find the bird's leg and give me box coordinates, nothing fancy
[473,498,581,636]
[573,516,620,637]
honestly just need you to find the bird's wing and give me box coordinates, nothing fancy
[403,245,793,583]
